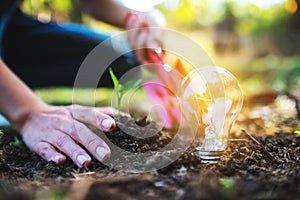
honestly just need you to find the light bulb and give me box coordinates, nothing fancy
[180,66,243,163]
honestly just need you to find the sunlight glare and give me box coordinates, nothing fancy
[118,0,165,12]
[285,0,298,13]
[247,0,286,7]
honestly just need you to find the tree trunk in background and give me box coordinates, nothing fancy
[213,3,239,55]
[69,0,83,23]
[289,0,300,32]
[283,0,300,55]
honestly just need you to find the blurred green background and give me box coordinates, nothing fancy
[20,0,300,105]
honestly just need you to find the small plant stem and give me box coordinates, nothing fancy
[117,94,122,119]
[108,68,142,119]
[242,129,278,162]
[242,129,261,145]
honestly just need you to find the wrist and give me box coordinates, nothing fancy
[10,99,47,132]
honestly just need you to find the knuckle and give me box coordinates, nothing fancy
[87,139,100,150]
[60,108,70,116]
[69,123,77,135]
[68,125,81,139]
[105,107,117,113]
[71,104,81,111]
[49,115,68,129]
[70,148,86,159]
[35,143,52,159]
[74,123,86,134]
[38,146,50,158]
[63,120,77,134]
[55,135,71,148]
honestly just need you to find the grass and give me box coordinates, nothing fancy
[34,87,150,116]
[34,87,113,106]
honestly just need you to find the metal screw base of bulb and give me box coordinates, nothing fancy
[196,149,224,164]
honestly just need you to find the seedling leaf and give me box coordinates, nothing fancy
[109,68,119,88]
[295,130,300,135]
[220,177,234,195]
[108,67,142,119]
[14,136,23,146]
[116,84,124,93]
[124,79,142,91]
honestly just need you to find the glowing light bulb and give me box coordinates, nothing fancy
[180,66,243,163]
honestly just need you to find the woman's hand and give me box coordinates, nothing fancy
[125,10,166,64]
[80,0,166,64]
[19,104,118,167]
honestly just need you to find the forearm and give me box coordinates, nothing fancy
[0,59,45,130]
[80,0,133,28]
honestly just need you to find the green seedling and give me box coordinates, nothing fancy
[295,130,300,135]
[0,130,4,135]
[220,177,234,195]
[14,136,23,146]
[109,68,142,119]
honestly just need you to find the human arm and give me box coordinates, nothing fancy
[80,0,128,28]
[0,59,116,167]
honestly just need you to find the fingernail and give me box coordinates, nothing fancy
[53,155,64,163]
[96,146,108,160]
[77,155,89,165]
[101,119,114,129]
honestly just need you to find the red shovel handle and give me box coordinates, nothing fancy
[147,50,164,65]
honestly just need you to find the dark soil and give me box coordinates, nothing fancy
[1,94,300,200]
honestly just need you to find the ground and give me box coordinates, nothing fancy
[0,92,300,200]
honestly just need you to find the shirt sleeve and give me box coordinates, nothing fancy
[0,0,18,56]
